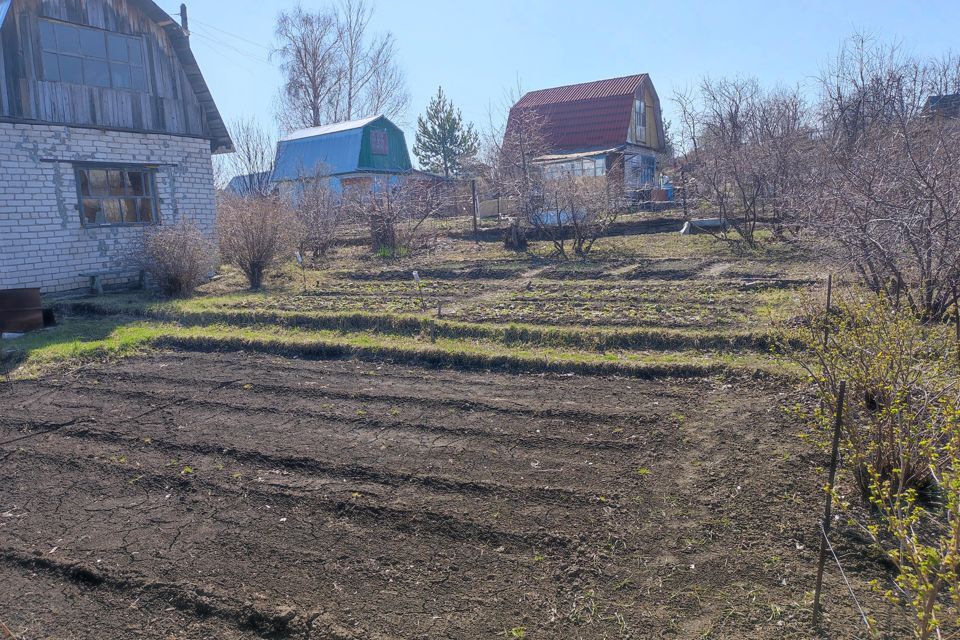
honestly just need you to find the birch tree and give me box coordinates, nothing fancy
[273,1,408,131]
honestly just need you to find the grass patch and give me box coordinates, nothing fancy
[4,314,794,380]
[56,299,791,353]
[1,318,157,377]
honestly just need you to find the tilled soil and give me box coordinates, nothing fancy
[0,351,896,638]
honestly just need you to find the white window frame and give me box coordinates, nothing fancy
[635,99,647,144]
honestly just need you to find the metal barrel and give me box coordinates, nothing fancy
[0,287,44,333]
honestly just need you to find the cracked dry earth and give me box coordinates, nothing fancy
[0,350,866,638]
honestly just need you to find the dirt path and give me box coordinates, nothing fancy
[0,351,896,638]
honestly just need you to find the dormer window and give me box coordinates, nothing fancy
[635,99,647,144]
[39,19,147,91]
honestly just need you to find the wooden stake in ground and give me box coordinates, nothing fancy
[0,618,18,639]
[812,380,846,627]
[953,283,960,369]
[471,179,479,244]
[823,273,833,347]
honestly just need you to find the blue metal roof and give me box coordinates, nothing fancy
[273,127,365,181]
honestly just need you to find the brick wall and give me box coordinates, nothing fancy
[0,122,216,293]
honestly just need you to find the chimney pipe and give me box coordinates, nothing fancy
[179,3,189,38]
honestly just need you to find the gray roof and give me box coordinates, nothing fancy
[279,115,382,141]
[926,94,960,118]
[226,171,273,196]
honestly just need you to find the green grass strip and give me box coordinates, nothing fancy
[57,299,789,354]
[3,317,788,380]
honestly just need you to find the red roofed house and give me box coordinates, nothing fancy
[505,74,666,203]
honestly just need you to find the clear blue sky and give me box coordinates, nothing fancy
[175,0,959,158]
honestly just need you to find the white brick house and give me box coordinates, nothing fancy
[0,0,231,293]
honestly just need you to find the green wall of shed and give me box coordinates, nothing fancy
[358,118,412,172]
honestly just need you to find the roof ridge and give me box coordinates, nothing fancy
[522,73,646,97]
[280,115,384,141]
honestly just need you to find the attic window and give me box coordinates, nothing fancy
[635,99,647,143]
[370,129,389,155]
[39,19,147,92]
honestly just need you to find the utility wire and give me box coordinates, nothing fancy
[819,522,871,630]
[189,29,273,68]
[190,27,271,63]
[189,16,273,52]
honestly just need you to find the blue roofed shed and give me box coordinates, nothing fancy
[272,115,413,192]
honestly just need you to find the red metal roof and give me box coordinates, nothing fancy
[507,74,646,152]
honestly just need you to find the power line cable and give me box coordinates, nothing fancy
[189,29,273,67]
[189,16,273,52]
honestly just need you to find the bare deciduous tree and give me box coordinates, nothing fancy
[674,78,811,246]
[223,117,278,197]
[494,101,549,250]
[273,0,408,131]
[809,34,960,319]
[273,7,340,132]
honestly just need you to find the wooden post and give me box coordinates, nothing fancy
[471,179,479,243]
[812,380,846,627]
[823,273,833,347]
[953,283,960,368]
[681,169,688,219]
[179,3,189,37]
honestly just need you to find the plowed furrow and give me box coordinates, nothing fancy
[7,381,640,452]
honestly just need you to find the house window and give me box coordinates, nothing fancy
[635,99,647,144]
[39,19,147,91]
[75,167,158,226]
[370,129,389,155]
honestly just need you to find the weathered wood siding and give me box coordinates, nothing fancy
[0,0,205,137]
[628,84,662,150]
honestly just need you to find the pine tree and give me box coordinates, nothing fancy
[413,86,479,178]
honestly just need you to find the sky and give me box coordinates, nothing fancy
[174,0,960,163]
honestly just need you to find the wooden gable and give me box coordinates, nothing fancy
[0,0,231,151]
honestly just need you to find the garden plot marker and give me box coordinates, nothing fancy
[413,271,426,311]
[295,251,306,292]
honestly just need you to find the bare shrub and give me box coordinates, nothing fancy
[135,221,216,297]
[536,159,626,259]
[344,178,446,258]
[290,167,343,258]
[217,194,297,289]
